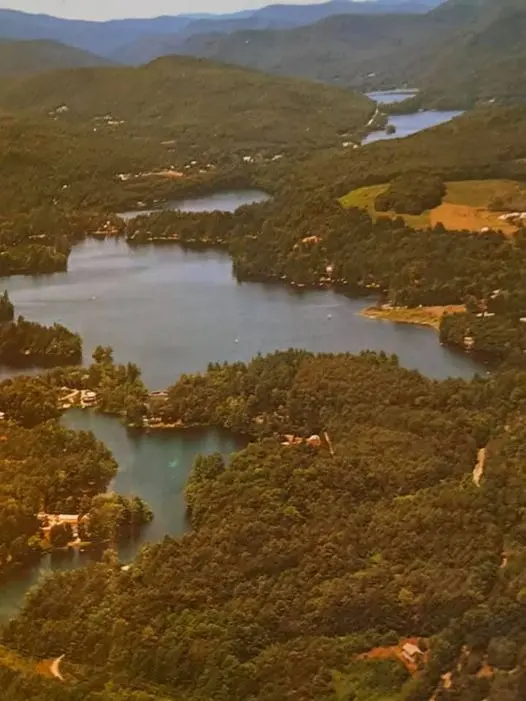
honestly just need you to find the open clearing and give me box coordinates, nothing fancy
[340,179,526,235]
[361,305,466,330]
[357,637,428,676]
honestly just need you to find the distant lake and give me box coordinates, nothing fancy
[363,89,463,144]
[367,89,419,105]
[118,188,271,220]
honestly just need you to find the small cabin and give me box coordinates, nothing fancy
[306,435,322,448]
[402,643,424,665]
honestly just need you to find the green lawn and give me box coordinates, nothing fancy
[340,184,431,229]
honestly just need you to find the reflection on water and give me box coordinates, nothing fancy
[118,188,270,220]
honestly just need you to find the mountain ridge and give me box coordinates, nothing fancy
[0,39,111,77]
[0,1,445,59]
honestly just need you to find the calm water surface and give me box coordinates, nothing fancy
[364,89,463,145]
[0,238,479,387]
[366,89,419,105]
[118,188,270,220]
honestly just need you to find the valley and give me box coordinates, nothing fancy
[0,1,526,700]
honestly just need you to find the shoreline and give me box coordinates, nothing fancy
[360,304,466,330]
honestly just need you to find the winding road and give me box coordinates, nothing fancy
[50,654,65,681]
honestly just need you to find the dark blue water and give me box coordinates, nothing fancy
[0,239,479,389]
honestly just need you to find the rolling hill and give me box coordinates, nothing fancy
[0,39,110,77]
[0,54,374,183]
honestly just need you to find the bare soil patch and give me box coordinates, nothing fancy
[430,203,517,236]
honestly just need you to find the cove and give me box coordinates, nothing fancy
[0,412,244,622]
[0,238,480,388]
[364,89,463,145]
[118,188,271,221]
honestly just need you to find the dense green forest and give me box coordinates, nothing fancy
[374,173,445,215]
[0,316,81,367]
[0,358,152,581]
[0,417,117,579]
[0,55,372,150]
[2,350,526,700]
[48,345,149,425]
[0,293,81,367]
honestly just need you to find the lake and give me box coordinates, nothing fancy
[366,89,419,105]
[0,236,482,620]
[364,89,463,144]
[0,413,244,622]
[0,239,480,388]
[118,188,270,220]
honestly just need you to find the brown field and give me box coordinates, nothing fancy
[341,179,526,235]
[361,304,465,330]
[430,202,517,236]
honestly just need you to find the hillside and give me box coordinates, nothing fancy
[0,55,373,149]
[179,14,427,90]
[421,7,526,106]
[0,40,110,77]
[0,54,373,220]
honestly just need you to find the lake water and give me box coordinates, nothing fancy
[118,188,270,220]
[0,239,479,388]
[364,89,463,145]
[0,412,243,622]
[0,236,481,620]
[366,89,419,105]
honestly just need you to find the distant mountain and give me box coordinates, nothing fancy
[421,5,526,106]
[172,0,526,104]
[0,9,201,56]
[0,2,444,60]
[173,13,430,90]
[0,40,110,77]
[113,1,442,64]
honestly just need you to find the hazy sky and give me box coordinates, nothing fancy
[2,0,340,20]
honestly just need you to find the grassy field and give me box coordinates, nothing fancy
[361,305,466,330]
[341,179,526,235]
[339,185,431,229]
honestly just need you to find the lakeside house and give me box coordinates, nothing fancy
[402,642,424,665]
[38,513,86,541]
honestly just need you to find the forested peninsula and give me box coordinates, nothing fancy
[0,292,81,368]
[0,365,152,580]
